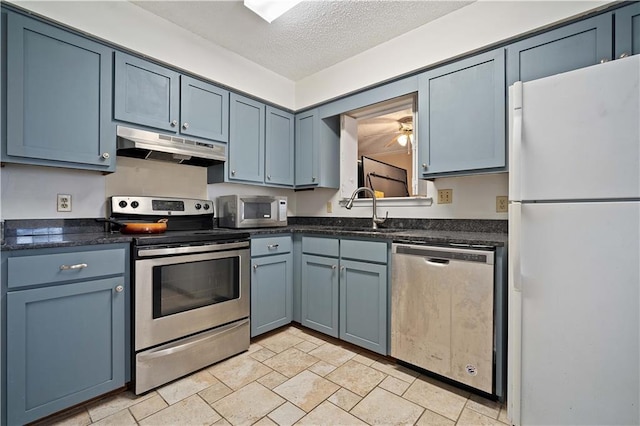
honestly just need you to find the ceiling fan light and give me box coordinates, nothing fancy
[244,0,302,23]
[397,134,408,147]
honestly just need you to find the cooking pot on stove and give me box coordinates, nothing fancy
[101,218,168,234]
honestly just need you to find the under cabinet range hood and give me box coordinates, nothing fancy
[116,125,226,167]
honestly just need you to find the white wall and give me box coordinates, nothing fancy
[10,1,296,108]
[0,1,609,221]
[296,173,509,220]
[0,164,106,219]
[296,0,610,108]
[10,1,610,110]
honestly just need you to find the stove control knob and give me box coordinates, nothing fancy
[195,203,202,210]
[118,201,128,208]
[131,201,139,209]
[203,204,211,210]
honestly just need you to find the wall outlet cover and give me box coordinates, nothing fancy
[326,201,333,213]
[57,194,72,212]
[496,196,508,213]
[438,189,453,204]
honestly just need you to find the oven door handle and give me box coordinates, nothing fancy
[138,319,249,361]
[138,241,250,257]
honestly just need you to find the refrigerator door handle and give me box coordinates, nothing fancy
[509,82,523,202]
[509,202,522,293]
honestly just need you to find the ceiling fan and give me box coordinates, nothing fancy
[384,116,413,150]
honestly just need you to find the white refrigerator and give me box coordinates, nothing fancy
[508,55,640,425]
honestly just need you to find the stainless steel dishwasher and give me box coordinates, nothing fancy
[391,243,495,394]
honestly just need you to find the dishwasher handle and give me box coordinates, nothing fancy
[425,258,450,267]
[392,243,494,265]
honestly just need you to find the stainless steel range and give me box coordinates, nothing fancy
[109,196,251,395]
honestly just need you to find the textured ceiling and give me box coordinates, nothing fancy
[131,0,474,81]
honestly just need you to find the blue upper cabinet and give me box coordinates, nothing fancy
[418,49,506,177]
[295,110,320,187]
[114,52,229,144]
[228,93,265,183]
[114,51,180,133]
[180,75,229,143]
[615,2,640,58]
[295,110,339,189]
[506,14,613,85]
[209,99,294,187]
[3,11,115,172]
[265,106,294,186]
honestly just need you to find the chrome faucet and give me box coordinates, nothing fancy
[345,187,388,229]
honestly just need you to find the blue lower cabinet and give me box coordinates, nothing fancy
[301,254,340,338]
[300,237,389,355]
[339,259,387,354]
[251,253,293,337]
[6,277,126,425]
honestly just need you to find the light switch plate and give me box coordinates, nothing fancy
[326,202,333,213]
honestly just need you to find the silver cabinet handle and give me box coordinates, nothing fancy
[267,244,279,250]
[422,163,427,169]
[182,122,189,129]
[60,263,88,270]
[170,120,178,127]
[331,265,337,269]
[101,152,110,160]
[231,170,236,176]
[600,58,610,63]
[620,52,629,59]
[115,285,124,293]
[253,264,258,270]
[340,265,345,271]
[312,177,317,182]
[267,175,271,180]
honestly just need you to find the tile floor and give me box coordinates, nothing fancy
[45,325,509,426]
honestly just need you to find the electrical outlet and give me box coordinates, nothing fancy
[326,201,333,213]
[496,196,508,213]
[438,189,453,204]
[57,194,72,212]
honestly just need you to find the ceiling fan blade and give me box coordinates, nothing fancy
[384,135,399,147]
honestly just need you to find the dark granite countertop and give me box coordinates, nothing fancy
[1,217,508,251]
[249,226,507,247]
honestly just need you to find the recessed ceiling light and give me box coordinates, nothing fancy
[244,0,303,23]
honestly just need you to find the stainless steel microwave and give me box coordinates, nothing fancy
[218,195,287,228]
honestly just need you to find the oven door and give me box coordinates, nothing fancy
[134,242,250,351]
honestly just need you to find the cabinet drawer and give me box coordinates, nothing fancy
[302,236,339,257]
[251,235,292,257]
[340,239,387,263]
[7,248,126,289]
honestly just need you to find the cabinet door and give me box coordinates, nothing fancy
[5,12,115,171]
[265,106,294,186]
[339,259,387,355]
[251,253,293,337]
[114,51,180,132]
[180,75,229,143]
[6,277,125,425]
[506,14,613,85]
[228,93,265,183]
[295,110,319,187]
[615,2,640,58]
[418,49,505,176]
[301,254,339,337]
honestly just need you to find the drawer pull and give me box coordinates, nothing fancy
[60,263,88,271]
[267,244,279,250]
[115,285,124,293]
